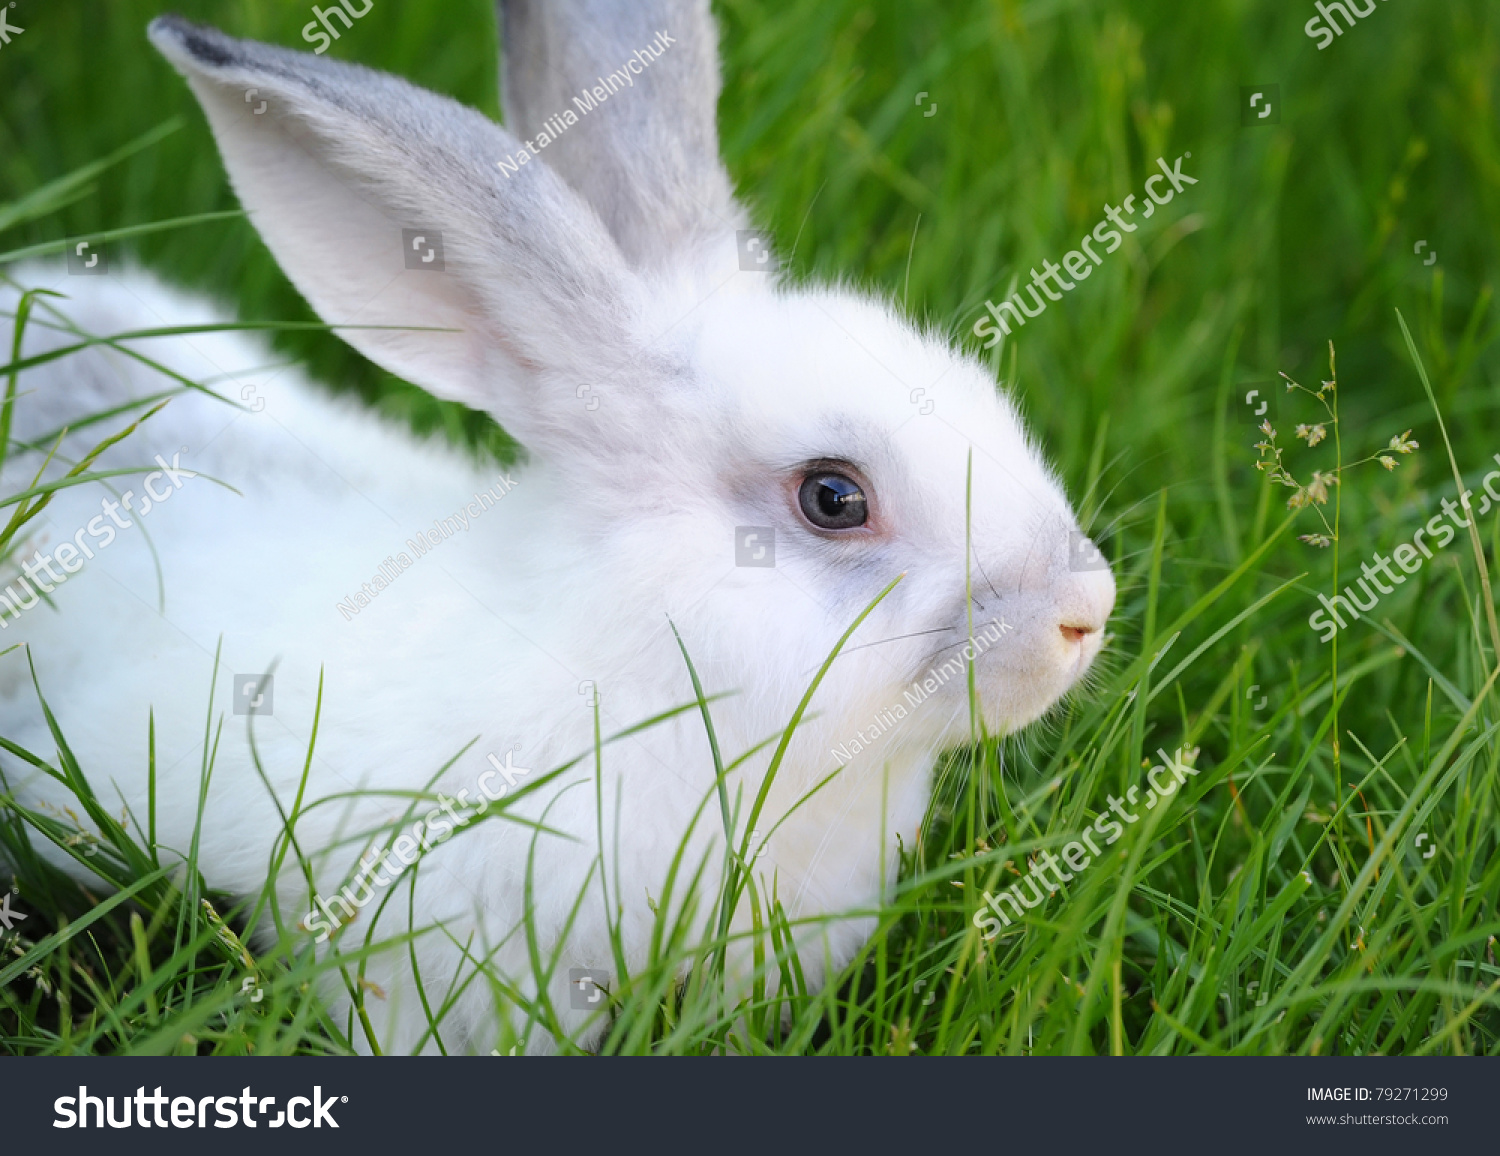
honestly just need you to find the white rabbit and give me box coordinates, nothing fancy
[0,0,1114,1053]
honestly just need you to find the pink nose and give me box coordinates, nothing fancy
[1059,623,1096,645]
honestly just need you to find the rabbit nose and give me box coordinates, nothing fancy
[1054,560,1116,641]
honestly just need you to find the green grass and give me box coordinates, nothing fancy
[1,0,1499,1054]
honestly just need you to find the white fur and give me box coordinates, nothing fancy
[0,7,1114,1054]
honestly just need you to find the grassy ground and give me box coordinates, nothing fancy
[1,0,1498,1054]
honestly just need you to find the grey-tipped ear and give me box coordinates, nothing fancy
[148,15,650,457]
[499,0,744,269]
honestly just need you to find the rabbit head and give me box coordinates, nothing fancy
[147,0,1113,788]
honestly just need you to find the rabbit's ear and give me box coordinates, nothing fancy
[498,0,743,269]
[149,16,652,457]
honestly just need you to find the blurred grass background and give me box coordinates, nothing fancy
[3,0,1497,473]
[2,0,1499,1054]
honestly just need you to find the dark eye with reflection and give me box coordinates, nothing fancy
[798,470,869,530]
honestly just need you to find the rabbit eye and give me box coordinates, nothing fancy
[798,471,868,530]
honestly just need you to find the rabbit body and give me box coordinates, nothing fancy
[1,2,1115,1053]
